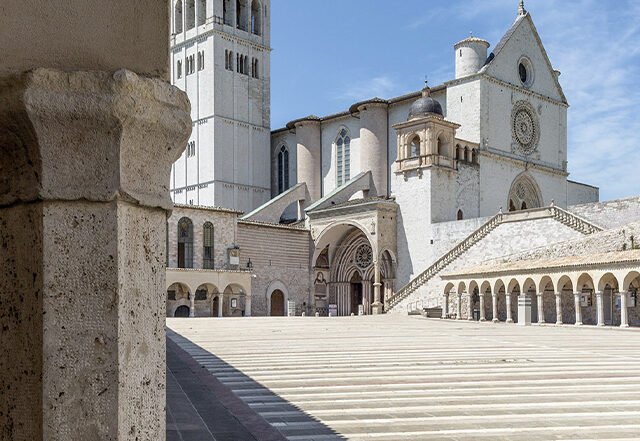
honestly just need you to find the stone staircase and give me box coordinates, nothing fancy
[387,205,603,310]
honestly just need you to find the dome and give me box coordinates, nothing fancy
[408,83,443,119]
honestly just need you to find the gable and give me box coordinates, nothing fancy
[480,14,566,104]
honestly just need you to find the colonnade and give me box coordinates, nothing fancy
[442,266,640,328]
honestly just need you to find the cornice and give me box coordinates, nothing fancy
[171,27,272,53]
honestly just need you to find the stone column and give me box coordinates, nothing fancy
[218,295,223,317]
[596,291,605,326]
[442,293,449,318]
[574,292,583,326]
[506,293,513,323]
[492,293,499,322]
[467,293,474,320]
[555,292,563,325]
[479,293,486,321]
[0,69,190,440]
[456,292,462,320]
[621,291,629,328]
[190,293,196,318]
[537,293,545,323]
[372,261,383,315]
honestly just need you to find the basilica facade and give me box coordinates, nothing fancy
[165,1,640,327]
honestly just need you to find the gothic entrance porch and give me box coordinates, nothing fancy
[307,197,397,316]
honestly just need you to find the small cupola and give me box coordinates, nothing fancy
[408,82,443,120]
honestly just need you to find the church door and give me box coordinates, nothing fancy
[175,305,190,317]
[350,273,363,315]
[270,290,285,316]
[212,296,220,317]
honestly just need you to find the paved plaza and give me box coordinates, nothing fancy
[167,316,640,440]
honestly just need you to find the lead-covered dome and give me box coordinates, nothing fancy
[409,82,443,119]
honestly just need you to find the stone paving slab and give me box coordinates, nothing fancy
[168,316,640,440]
[166,337,287,441]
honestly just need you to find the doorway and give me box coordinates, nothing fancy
[174,305,190,317]
[350,273,363,315]
[212,296,220,317]
[270,290,285,316]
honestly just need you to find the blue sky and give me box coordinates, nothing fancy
[270,0,640,202]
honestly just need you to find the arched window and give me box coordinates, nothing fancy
[185,0,195,29]
[174,0,183,33]
[437,136,444,156]
[455,144,461,160]
[471,149,478,163]
[277,145,289,194]
[223,0,231,25]
[336,128,351,187]
[410,136,420,157]
[457,209,464,220]
[203,222,214,269]
[251,0,261,35]
[464,147,469,162]
[197,0,206,25]
[177,217,193,268]
[228,51,234,71]
[236,0,247,30]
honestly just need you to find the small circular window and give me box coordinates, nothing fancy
[518,56,534,87]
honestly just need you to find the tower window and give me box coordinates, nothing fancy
[174,0,183,33]
[457,209,464,220]
[197,0,206,26]
[177,60,182,79]
[336,128,351,187]
[185,0,195,30]
[251,0,262,35]
[186,141,196,157]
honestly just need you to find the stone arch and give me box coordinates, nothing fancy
[623,271,640,292]
[313,220,375,268]
[266,279,289,317]
[597,273,619,292]
[195,283,219,317]
[508,172,542,212]
[223,283,248,317]
[168,282,191,317]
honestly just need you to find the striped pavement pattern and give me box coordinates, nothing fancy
[167,315,640,440]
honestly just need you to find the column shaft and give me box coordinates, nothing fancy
[372,261,383,315]
[456,293,462,320]
[492,294,498,322]
[0,69,190,440]
[621,291,629,328]
[537,293,545,323]
[555,293,563,325]
[442,294,449,318]
[506,294,513,323]
[596,291,605,326]
[479,294,486,321]
[574,292,582,326]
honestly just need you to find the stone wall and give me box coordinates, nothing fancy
[569,196,640,229]
[393,216,586,314]
[567,180,599,206]
[237,221,311,316]
[167,205,239,270]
